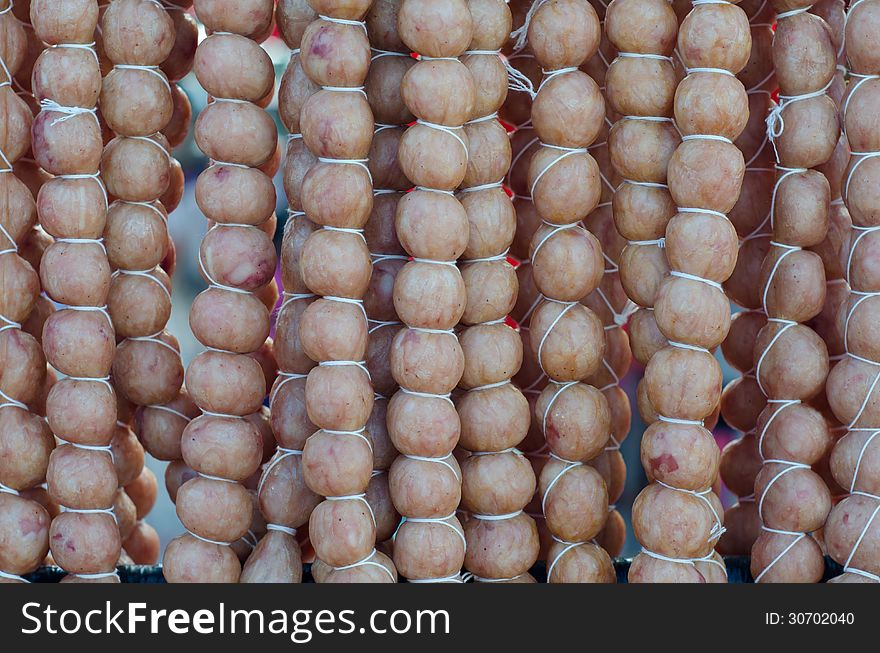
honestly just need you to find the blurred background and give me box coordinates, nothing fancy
[150,25,741,561]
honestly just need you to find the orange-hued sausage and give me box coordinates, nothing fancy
[629,0,752,584]
[824,0,880,585]
[749,0,837,584]
[162,0,276,584]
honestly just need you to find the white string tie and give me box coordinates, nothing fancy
[468,379,511,393]
[188,531,231,547]
[0,137,11,173]
[541,453,583,515]
[317,427,373,453]
[197,223,255,295]
[112,199,168,224]
[113,64,171,93]
[460,249,510,265]
[640,547,729,576]
[198,472,237,484]
[681,133,733,145]
[72,571,119,581]
[57,172,109,208]
[266,524,297,536]
[258,446,304,496]
[464,50,500,57]
[848,430,879,494]
[55,236,107,255]
[39,98,99,126]
[629,238,666,248]
[147,404,192,423]
[669,270,723,291]
[459,179,504,194]
[0,312,21,337]
[407,573,466,584]
[469,447,522,458]
[397,513,467,551]
[775,5,813,19]
[318,359,371,380]
[0,569,28,583]
[404,453,460,481]
[657,481,725,543]
[843,151,880,206]
[531,220,583,263]
[841,74,878,135]
[323,293,368,322]
[615,52,673,63]
[414,186,455,196]
[326,493,376,527]
[278,291,316,316]
[370,48,410,60]
[509,0,548,53]
[846,226,880,290]
[755,319,798,397]
[60,505,117,524]
[686,67,735,77]
[318,15,367,33]
[657,414,705,426]
[332,549,395,582]
[536,302,578,375]
[842,499,880,582]
[112,268,172,302]
[622,115,675,124]
[465,112,499,125]
[129,332,180,357]
[322,225,367,243]
[540,381,579,436]
[547,537,594,581]
[530,144,587,199]
[619,179,668,190]
[128,135,172,162]
[198,408,246,420]
[668,340,711,354]
[471,510,522,521]
[49,41,99,65]
[399,387,455,405]
[411,257,458,267]
[605,435,621,452]
[766,78,834,158]
[415,119,468,157]
[677,207,728,221]
[753,528,807,582]
[0,480,20,496]
[769,165,808,233]
[317,156,372,183]
[463,572,525,583]
[757,399,800,459]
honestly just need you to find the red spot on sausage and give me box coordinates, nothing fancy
[18,515,44,537]
[545,415,559,443]
[402,329,419,346]
[310,27,334,58]
[650,453,679,474]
